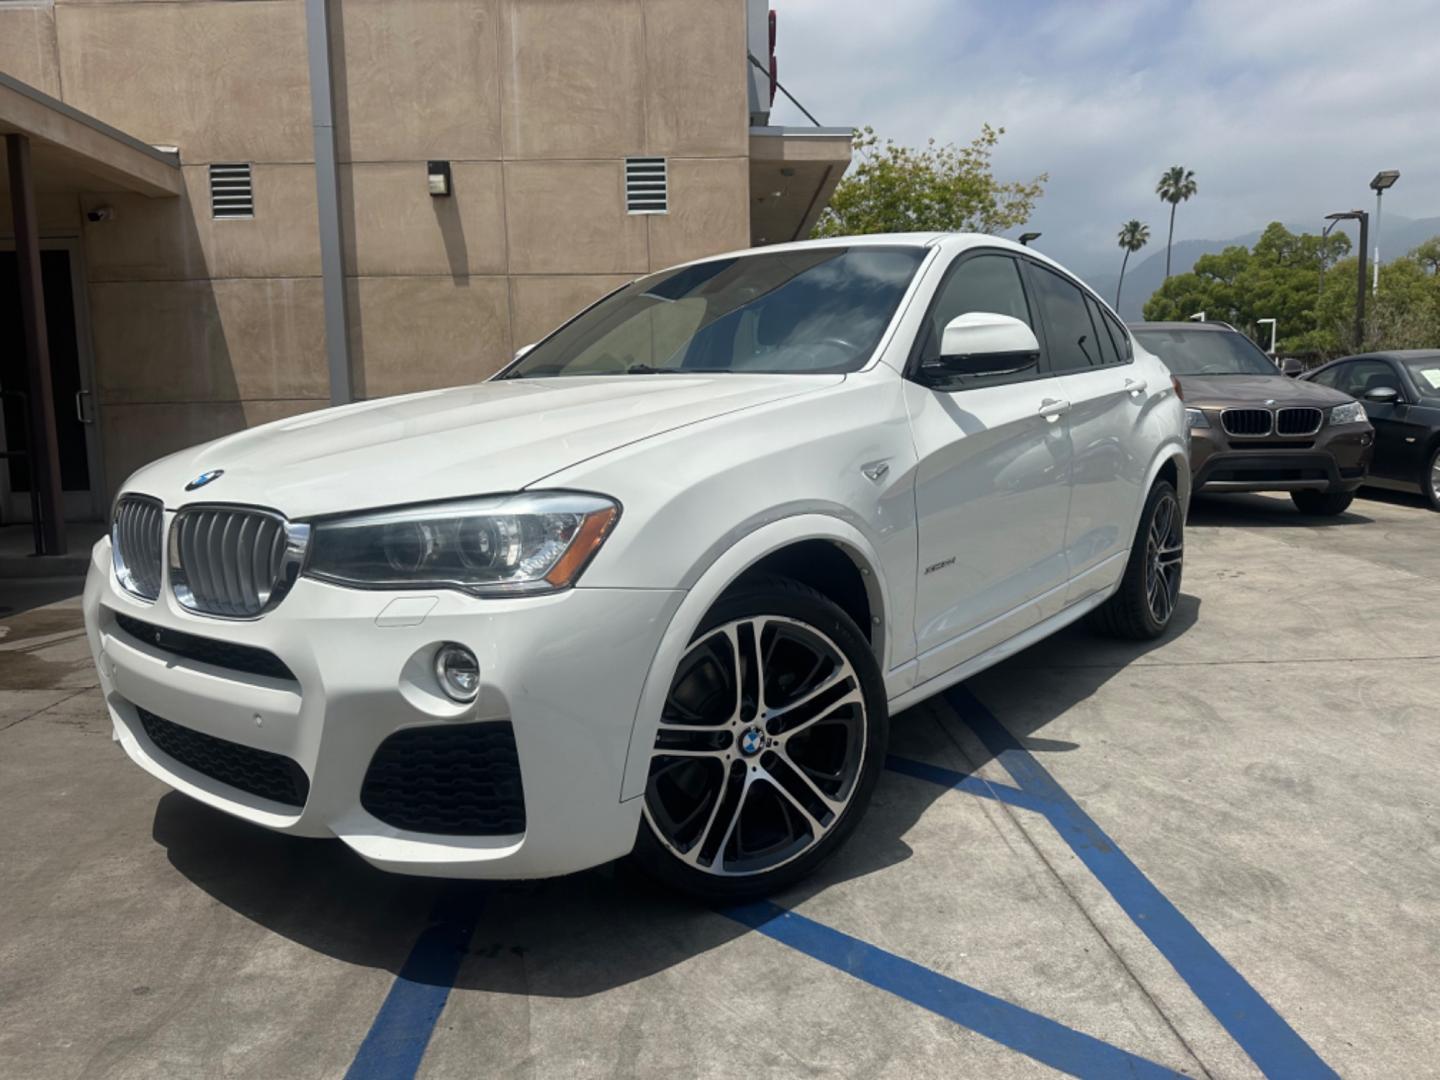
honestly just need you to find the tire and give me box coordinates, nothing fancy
[1422,444,1440,512]
[1091,479,1183,641]
[632,575,889,902]
[1290,489,1355,516]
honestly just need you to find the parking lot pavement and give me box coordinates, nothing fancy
[1,490,1436,1079]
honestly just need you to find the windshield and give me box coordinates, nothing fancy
[500,246,926,378]
[1402,357,1440,400]
[1131,327,1278,376]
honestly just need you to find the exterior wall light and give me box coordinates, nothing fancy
[427,160,452,197]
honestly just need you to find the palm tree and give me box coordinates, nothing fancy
[1156,166,1198,280]
[1115,220,1150,308]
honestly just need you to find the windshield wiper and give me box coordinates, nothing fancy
[625,364,686,374]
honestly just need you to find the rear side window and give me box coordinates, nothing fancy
[919,253,1034,359]
[1084,295,1121,366]
[1030,265,1105,372]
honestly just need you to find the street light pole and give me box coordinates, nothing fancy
[1256,318,1277,356]
[1325,210,1369,349]
[1369,170,1399,296]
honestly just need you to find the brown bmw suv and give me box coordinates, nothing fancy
[1130,322,1374,515]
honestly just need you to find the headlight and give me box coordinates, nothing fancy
[304,492,619,596]
[1329,400,1367,426]
[1185,407,1210,429]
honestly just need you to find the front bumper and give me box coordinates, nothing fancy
[1188,422,1373,493]
[83,538,682,878]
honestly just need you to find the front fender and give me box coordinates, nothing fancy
[617,513,891,802]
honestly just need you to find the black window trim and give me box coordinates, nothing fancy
[1018,256,1136,374]
[903,246,1053,390]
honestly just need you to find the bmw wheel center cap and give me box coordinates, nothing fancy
[740,725,765,757]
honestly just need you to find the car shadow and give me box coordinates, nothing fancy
[151,595,1201,998]
[1186,492,1374,527]
[1357,484,1431,511]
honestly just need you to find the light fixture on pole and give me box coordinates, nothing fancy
[1018,231,1041,247]
[1369,170,1399,295]
[1255,317,1277,357]
[1325,210,1370,348]
[1188,311,1206,322]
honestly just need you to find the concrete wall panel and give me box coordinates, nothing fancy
[341,162,506,277]
[499,0,645,159]
[90,277,327,404]
[646,156,749,269]
[0,5,61,98]
[348,275,510,398]
[643,0,747,157]
[333,0,502,163]
[80,165,320,282]
[504,160,648,275]
[55,0,312,164]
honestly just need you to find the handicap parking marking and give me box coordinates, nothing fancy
[344,682,1337,1080]
[929,684,1339,1080]
[345,884,488,1080]
[722,900,1187,1079]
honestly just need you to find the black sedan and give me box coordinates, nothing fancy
[1303,350,1440,510]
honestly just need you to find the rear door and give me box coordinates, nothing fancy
[1022,261,1148,598]
[903,249,1074,682]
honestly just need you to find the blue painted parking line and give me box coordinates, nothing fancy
[885,752,1052,814]
[344,884,486,1080]
[724,900,1185,1079]
[941,683,1339,1079]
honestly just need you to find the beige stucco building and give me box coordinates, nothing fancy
[0,0,849,542]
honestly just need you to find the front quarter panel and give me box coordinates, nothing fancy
[533,370,921,801]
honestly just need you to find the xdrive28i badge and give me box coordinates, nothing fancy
[184,469,224,491]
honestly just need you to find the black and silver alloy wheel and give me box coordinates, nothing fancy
[1092,478,1185,641]
[1425,444,1440,511]
[635,577,886,899]
[1144,490,1184,626]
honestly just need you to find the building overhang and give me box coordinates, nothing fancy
[0,72,182,200]
[749,125,852,246]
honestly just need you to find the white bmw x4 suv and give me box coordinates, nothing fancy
[85,234,1187,900]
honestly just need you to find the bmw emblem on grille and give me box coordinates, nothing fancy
[740,726,765,756]
[185,469,224,491]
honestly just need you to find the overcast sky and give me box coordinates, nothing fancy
[767,0,1440,277]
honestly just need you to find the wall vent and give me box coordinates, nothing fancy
[209,163,254,219]
[625,157,668,214]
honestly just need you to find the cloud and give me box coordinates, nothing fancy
[767,0,1440,276]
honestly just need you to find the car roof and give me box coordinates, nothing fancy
[1327,349,1440,362]
[1127,321,1239,333]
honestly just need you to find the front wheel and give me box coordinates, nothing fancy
[1422,444,1440,512]
[1092,479,1184,641]
[1290,489,1355,516]
[633,576,888,901]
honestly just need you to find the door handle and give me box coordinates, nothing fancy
[1124,377,1148,397]
[75,389,94,424]
[1038,397,1070,422]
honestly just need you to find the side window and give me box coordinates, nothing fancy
[1331,360,1392,397]
[920,254,1034,359]
[1030,265,1103,372]
[1102,308,1133,362]
[1083,295,1121,366]
[1309,363,1347,390]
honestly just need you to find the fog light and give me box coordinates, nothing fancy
[434,643,479,702]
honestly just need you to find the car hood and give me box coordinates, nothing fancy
[1176,373,1351,409]
[125,374,842,518]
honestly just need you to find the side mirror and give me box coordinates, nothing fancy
[919,312,1040,386]
[1279,358,1304,377]
[1363,385,1401,404]
[514,342,537,361]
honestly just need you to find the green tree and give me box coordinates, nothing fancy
[1410,236,1440,275]
[1115,220,1151,308]
[1156,166,1198,280]
[1143,222,1352,356]
[812,125,1047,238]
